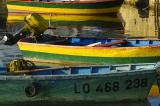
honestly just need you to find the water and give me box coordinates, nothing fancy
[1,0,160,105]
[7,4,159,38]
[149,97,160,106]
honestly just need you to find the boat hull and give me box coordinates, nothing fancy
[0,70,155,103]
[7,0,123,15]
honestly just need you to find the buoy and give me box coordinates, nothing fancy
[7,59,36,72]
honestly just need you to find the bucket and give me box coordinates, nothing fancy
[24,13,49,34]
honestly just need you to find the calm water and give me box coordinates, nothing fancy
[0,1,160,106]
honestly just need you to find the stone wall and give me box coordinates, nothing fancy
[124,0,157,9]
[119,4,158,38]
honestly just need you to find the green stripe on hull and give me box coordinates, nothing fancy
[21,50,160,64]
[7,1,123,9]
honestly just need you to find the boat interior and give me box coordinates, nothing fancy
[8,63,156,75]
[19,34,160,47]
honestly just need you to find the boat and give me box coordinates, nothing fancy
[18,36,160,65]
[7,0,124,15]
[0,61,159,103]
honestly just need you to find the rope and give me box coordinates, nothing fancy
[7,59,36,72]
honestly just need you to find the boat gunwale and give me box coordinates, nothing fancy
[1,69,156,80]
[18,41,160,49]
[8,0,122,5]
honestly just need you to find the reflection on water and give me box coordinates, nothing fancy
[7,3,159,39]
[7,14,125,38]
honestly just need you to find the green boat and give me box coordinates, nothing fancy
[0,62,159,103]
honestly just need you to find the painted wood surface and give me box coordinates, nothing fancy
[18,38,160,64]
[7,0,124,15]
[0,63,156,103]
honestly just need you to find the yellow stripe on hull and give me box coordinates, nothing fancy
[8,15,24,22]
[7,5,119,14]
[8,13,120,22]
[45,15,120,22]
[18,42,160,58]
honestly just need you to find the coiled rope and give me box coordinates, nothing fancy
[7,59,36,72]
